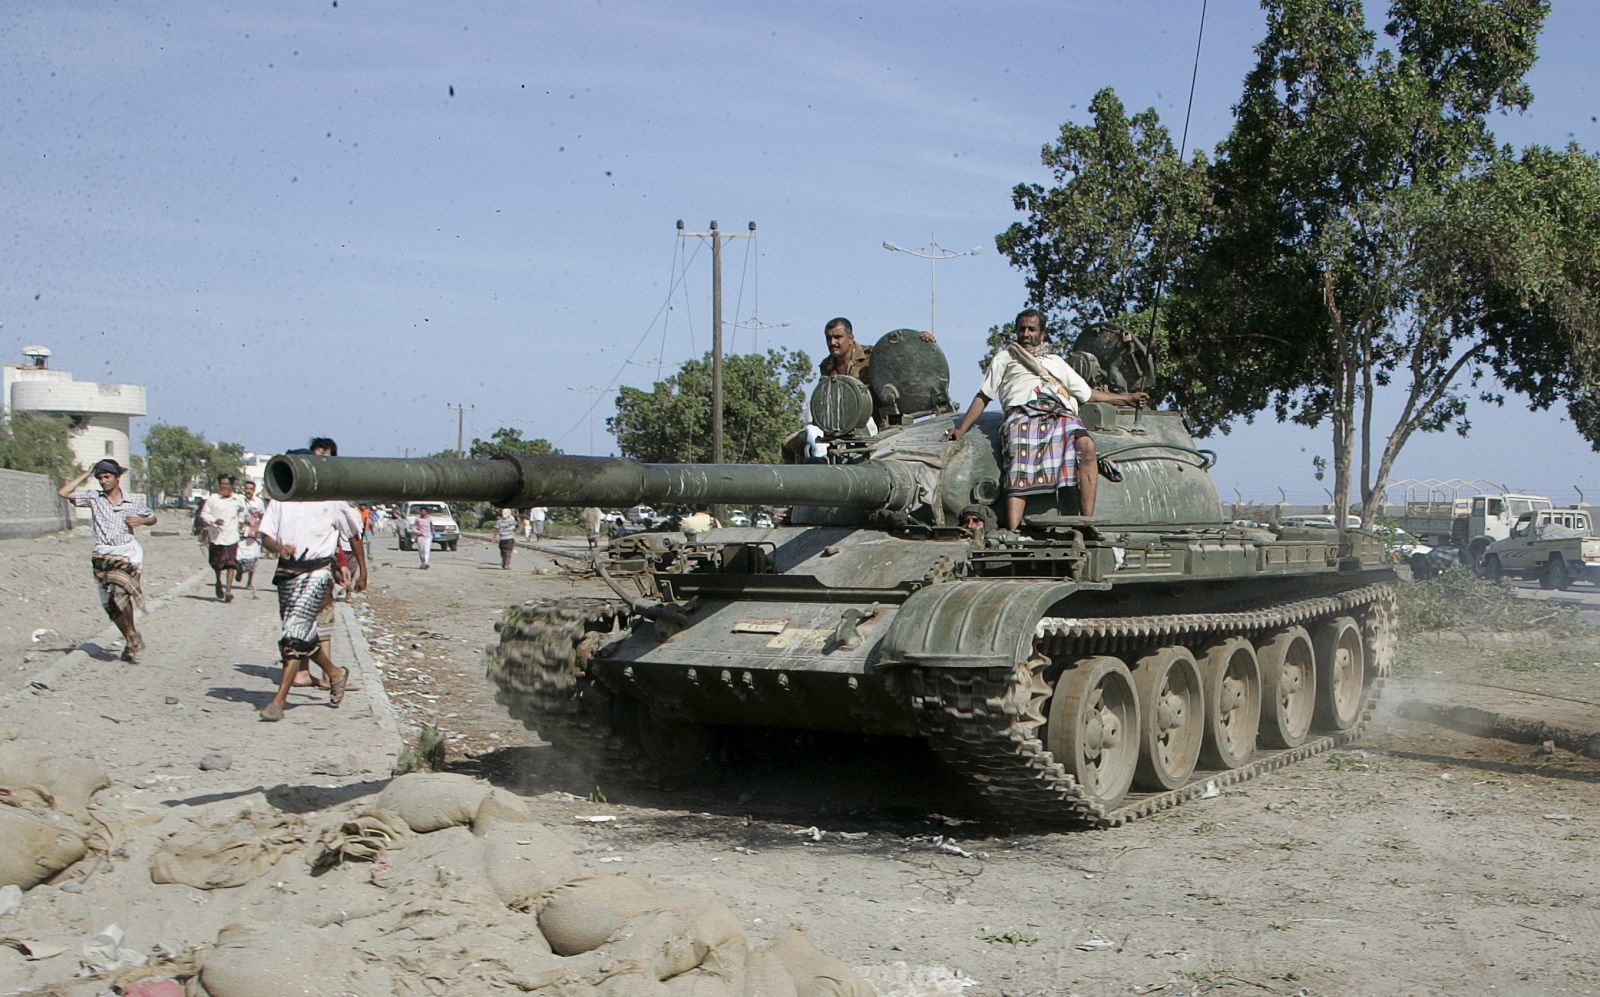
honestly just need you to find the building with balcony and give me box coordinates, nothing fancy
[2,346,147,489]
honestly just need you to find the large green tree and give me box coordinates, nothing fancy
[1003,0,1599,526]
[0,413,78,479]
[144,423,241,500]
[609,348,813,464]
[467,427,560,459]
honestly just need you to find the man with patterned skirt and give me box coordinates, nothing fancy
[255,470,365,721]
[945,309,1148,530]
[58,459,157,662]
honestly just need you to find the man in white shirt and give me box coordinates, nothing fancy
[946,309,1148,529]
[200,474,249,602]
[256,481,367,722]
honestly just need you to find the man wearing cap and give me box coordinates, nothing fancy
[58,459,158,662]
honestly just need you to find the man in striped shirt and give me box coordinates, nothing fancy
[57,458,158,662]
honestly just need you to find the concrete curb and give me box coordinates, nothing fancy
[336,599,404,769]
[2,565,211,704]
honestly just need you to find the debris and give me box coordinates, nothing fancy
[1199,781,1220,800]
[792,826,824,842]
[76,923,146,976]
[29,628,57,643]
[1535,740,1557,757]
[1541,813,1576,822]
[598,856,624,864]
[198,753,233,772]
[1076,936,1118,951]
[0,936,66,960]
[164,696,179,705]
[58,882,82,894]
[0,884,21,917]
[576,815,617,823]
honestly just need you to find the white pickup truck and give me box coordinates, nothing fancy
[1480,508,1600,590]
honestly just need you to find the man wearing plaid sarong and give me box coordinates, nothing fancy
[946,309,1148,530]
[58,459,157,662]
[255,475,366,722]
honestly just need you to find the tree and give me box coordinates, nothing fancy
[608,348,813,464]
[1177,0,1599,524]
[1002,0,1600,527]
[211,440,245,483]
[144,424,215,501]
[467,427,561,459]
[998,87,1209,336]
[0,413,78,479]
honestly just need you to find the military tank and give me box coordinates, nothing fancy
[267,328,1397,827]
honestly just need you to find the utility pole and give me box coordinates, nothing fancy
[566,385,605,453]
[446,403,474,458]
[677,220,755,464]
[882,233,983,335]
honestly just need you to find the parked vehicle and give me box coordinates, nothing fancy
[1480,507,1600,590]
[1393,492,1553,568]
[726,509,752,527]
[397,501,461,551]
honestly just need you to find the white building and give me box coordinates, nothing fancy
[2,345,147,483]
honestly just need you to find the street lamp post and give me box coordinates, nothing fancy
[882,234,983,335]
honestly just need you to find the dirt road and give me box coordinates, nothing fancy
[364,533,1600,996]
[3,524,1597,995]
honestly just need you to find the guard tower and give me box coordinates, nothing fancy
[3,346,148,507]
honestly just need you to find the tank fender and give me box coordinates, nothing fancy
[878,580,1079,669]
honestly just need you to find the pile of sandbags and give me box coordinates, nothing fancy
[0,738,109,889]
[191,773,875,997]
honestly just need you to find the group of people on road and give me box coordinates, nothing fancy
[196,475,265,601]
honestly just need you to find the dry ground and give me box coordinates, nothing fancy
[357,533,1600,997]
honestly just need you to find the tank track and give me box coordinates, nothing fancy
[486,597,635,767]
[908,582,1398,828]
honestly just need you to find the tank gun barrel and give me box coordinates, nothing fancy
[264,453,918,511]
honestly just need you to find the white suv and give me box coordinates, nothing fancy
[398,501,461,551]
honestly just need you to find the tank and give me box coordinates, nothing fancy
[267,328,1398,827]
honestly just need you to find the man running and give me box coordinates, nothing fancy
[58,459,157,662]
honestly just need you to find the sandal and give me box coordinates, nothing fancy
[329,669,349,708]
[120,646,139,664]
[259,702,284,722]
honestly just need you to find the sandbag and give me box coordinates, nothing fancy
[538,875,659,956]
[377,773,490,833]
[471,788,533,832]
[198,922,382,997]
[309,808,411,870]
[477,823,579,910]
[765,926,875,997]
[743,947,801,997]
[0,807,87,889]
[0,741,110,820]
[150,809,308,890]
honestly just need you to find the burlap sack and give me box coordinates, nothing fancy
[477,823,579,910]
[0,741,109,820]
[198,922,379,997]
[537,875,660,956]
[310,808,412,870]
[150,809,308,890]
[471,788,533,831]
[0,806,87,889]
[376,773,490,833]
[765,926,875,997]
[742,947,801,997]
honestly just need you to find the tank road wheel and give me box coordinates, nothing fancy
[1312,617,1365,731]
[1131,646,1205,791]
[1256,626,1316,748]
[1196,638,1262,771]
[1046,656,1140,808]
[1542,556,1572,591]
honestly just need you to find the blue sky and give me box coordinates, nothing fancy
[3,1,1596,505]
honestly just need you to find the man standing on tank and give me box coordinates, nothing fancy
[820,317,871,380]
[945,309,1147,530]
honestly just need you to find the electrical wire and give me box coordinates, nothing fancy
[1145,0,1208,364]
